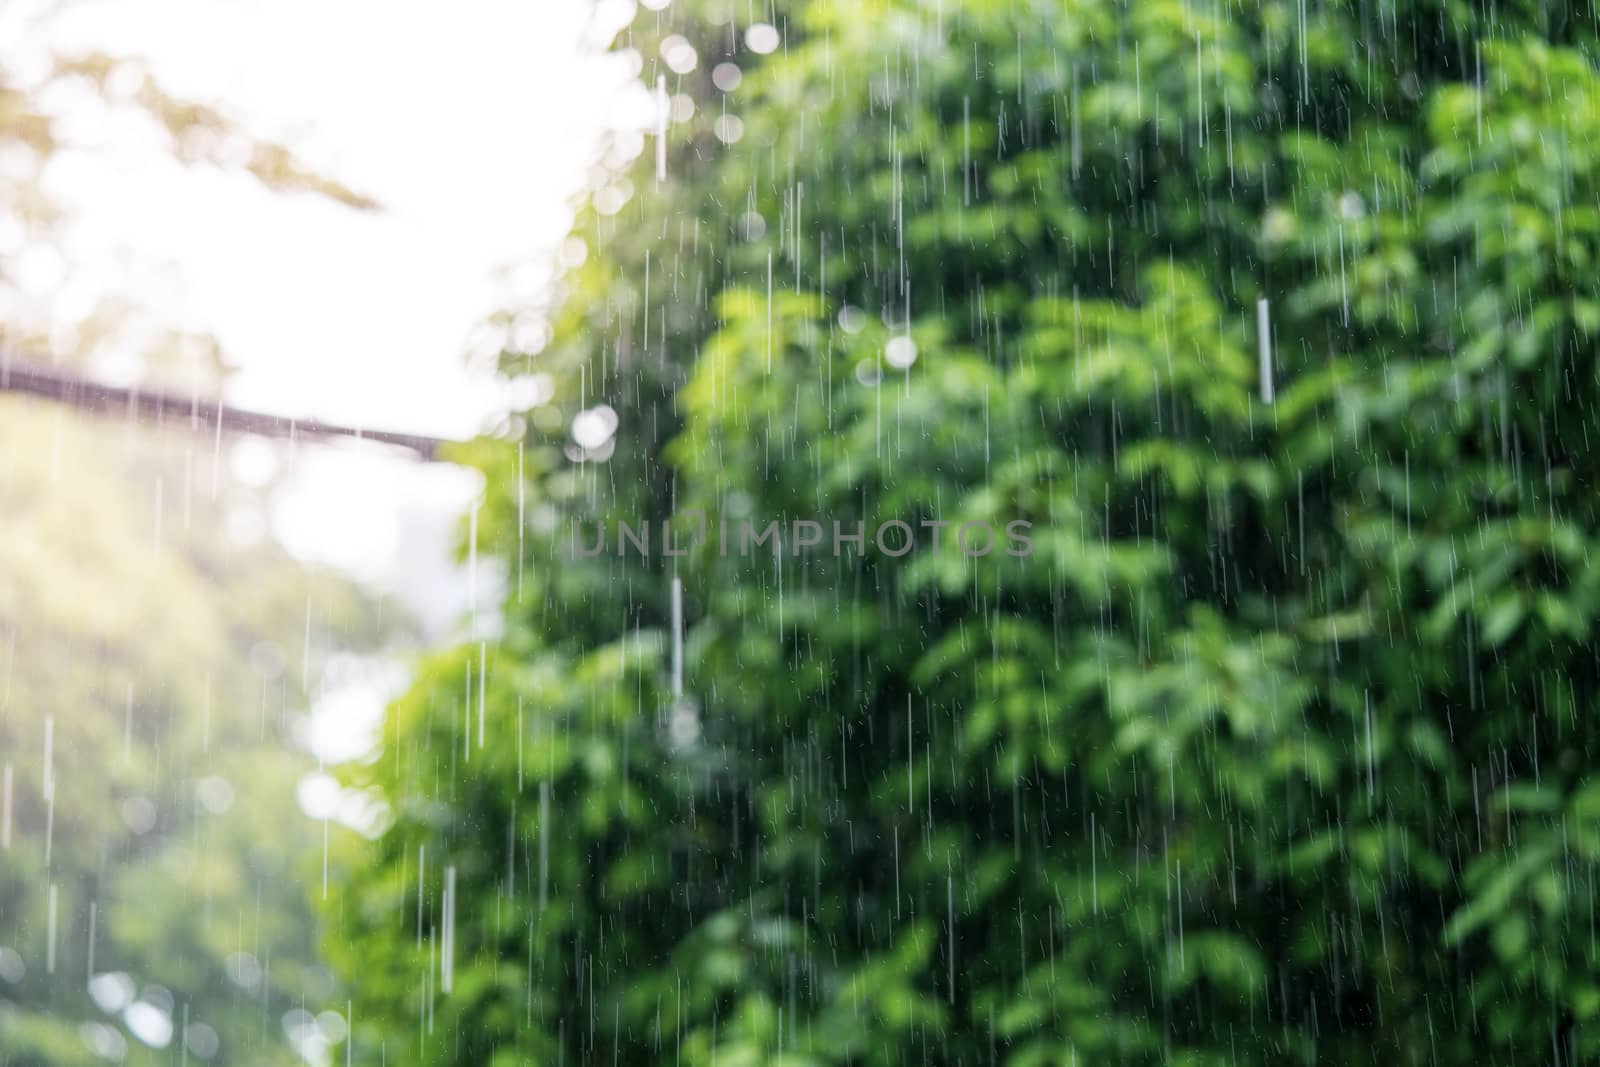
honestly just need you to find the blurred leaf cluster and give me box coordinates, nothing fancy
[0,397,388,1067]
[2,19,387,1066]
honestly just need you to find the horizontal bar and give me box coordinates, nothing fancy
[0,353,459,461]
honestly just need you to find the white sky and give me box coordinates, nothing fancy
[41,0,633,435]
[2,0,645,761]
[6,0,641,596]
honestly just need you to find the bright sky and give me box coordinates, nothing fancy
[8,0,639,599]
[2,0,643,760]
[43,0,633,432]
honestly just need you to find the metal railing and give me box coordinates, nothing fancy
[0,353,456,461]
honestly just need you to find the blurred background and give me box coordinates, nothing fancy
[0,0,633,1061]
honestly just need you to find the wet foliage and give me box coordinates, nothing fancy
[330,0,1600,1063]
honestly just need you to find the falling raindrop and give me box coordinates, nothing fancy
[654,74,668,182]
[885,336,918,370]
[744,23,780,54]
[1257,298,1274,404]
[441,865,456,994]
[660,36,697,74]
[46,883,56,974]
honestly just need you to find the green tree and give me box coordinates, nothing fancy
[2,26,386,1066]
[0,398,389,1067]
[331,1,1600,1063]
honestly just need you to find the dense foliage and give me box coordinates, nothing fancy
[331,0,1600,1062]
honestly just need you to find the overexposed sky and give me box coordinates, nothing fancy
[38,0,632,437]
[3,0,642,595]
[2,0,645,764]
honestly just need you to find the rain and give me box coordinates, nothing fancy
[4,0,1600,1064]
